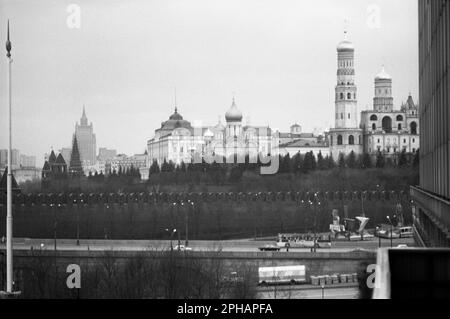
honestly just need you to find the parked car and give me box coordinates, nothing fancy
[174,244,192,251]
[259,244,281,252]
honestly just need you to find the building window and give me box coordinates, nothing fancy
[341,113,344,119]
[396,115,403,121]
[377,139,380,143]
[403,139,406,143]
[349,135,355,145]
[348,113,350,119]
[382,116,393,133]
[372,123,376,130]
[370,115,378,121]
[398,124,402,130]
[413,138,415,143]
[340,93,344,100]
[410,121,417,135]
[337,135,343,145]
[347,93,351,100]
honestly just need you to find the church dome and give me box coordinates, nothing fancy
[337,40,354,51]
[204,128,214,137]
[375,66,392,81]
[169,107,183,120]
[225,98,243,122]
[160,107,192,131]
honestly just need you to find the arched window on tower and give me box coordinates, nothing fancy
[410,121,417,135]
[349,135,355,145]
[382,116,393,133]
[347,93,352,100]
[370,115,378,121]
[337,135,343,145]
[396,115,404,121]
[340,93,344,100]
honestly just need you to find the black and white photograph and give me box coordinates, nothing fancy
[0,0,449,305]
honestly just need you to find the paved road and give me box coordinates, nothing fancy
[257,284,360,299]
[0,237,414,252]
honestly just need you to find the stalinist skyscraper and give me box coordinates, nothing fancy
[329,30,363,161]
[74,107,97,167]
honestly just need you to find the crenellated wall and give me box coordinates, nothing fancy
[0,190,411,240]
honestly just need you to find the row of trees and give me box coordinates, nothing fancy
[5,250,257,299]
[148,149,420,177]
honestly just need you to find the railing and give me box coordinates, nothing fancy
[410,186,450,236]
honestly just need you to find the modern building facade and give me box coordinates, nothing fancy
[411,0,450,247]
[74,107,97,167]
[329,31,364,160]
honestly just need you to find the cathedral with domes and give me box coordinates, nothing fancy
[146,30,420,170]
[146,98,273,166]
[329,31,420,161]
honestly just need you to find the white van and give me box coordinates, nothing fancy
[258,265,306,285]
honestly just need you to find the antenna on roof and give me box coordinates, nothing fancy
[174,87,177,112]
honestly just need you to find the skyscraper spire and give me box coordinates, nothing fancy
[81,105,88,125]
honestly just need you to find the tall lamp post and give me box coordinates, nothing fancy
[376,226,381,248]
[1,20,19,297]
[186,200,194,247]
[165,228,177,251]
[386,216,393,248]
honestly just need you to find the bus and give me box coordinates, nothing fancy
[276,233,331,249]
[258,265,306,285]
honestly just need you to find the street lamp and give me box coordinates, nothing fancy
[376,226,381,248]
[1,20,18,297]
[165,228,177,251]
[50,203,57,251]
[74,199,80,246]
[387,216,393,248]
[186,200,194,247]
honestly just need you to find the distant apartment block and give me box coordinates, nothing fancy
[0,149,36,169]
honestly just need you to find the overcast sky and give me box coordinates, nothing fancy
[0,0,418,166]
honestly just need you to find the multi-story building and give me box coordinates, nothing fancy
[329,31,364,160]
[74,107,97,167]
[360,67,420,159]
[0,149,20,169]
[147,99,272,166]
[19,154,36,168]
[98,148,117,162]
[1,149,36,169]
[411,0,450,247]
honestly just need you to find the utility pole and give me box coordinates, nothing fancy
[1,20,20,298]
